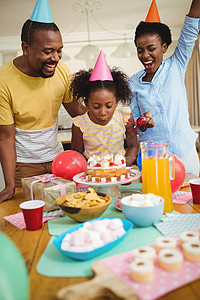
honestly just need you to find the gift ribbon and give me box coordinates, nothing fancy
[128,116,147,132]
[30,174,66,200]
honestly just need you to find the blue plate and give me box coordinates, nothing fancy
[53,217,133,261]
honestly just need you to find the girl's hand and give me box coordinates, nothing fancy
[137,111,155,132]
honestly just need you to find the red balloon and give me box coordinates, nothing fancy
[52,150,87,181]
[169,153,186,194]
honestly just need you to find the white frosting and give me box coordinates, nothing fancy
[114,154,125,165]
[156,237,177,249]
[132,246,156,260]
[130,258,154,274]
[103,154,113,161]
[179,231,199,244]
[87,154,126,168]
[101,159,110,168]
[159,249,183,264]
[182,241,200,255]
[88,155,101,167]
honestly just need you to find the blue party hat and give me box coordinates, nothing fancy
[30,0,53,23]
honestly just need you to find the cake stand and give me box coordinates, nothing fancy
[73,168,141,201]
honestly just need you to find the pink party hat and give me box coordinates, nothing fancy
[89,50,113,81]
[30,0,53,23]
[145,0,161,23]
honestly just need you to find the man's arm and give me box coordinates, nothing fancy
[62,102,87,118]
[188,0,200,18]
[0,124,16,202]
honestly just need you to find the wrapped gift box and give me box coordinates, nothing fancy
[21,174,76,212]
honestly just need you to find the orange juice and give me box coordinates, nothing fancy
[142,157,173,213]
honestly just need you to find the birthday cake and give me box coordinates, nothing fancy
[84,154,130,182]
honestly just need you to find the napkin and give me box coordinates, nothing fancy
[3,212,60,230]
[154,212,200,237]
[172,191,192,204]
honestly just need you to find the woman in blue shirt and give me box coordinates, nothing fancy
[129,0,200,175]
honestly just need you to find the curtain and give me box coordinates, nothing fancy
[185,35,200,127]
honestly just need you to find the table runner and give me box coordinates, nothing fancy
[36,182,195,277]
[36,226,162,277]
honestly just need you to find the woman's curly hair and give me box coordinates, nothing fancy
[69,67,132,106]
[134,21,172,47]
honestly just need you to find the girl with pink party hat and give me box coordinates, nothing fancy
[69,50,154,166]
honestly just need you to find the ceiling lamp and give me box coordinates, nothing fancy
[75,44,100,69]
[111,41,135,58]
[74,44,99,61]
[63,0,134,63]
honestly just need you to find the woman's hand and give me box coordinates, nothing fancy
[137,111,155,131]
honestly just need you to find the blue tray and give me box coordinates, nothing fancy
[53,217,133,260]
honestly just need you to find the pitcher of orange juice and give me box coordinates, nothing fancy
[140,141,174,213]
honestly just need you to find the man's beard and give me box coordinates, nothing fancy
[39,63,57,78]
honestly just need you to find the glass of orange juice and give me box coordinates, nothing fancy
[140,141,174,213]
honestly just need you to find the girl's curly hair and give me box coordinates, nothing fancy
[134,21,172,47]
[69,67,132,106]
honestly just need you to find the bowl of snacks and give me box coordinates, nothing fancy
[121,193,164,227]
[56,188,112,222]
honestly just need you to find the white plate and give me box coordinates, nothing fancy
[73,168,141,187]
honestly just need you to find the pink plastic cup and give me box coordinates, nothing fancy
[20,200,45,231]
[189,179,200,204]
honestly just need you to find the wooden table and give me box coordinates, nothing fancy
[1,174,200,300]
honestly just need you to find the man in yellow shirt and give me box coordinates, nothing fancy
[0,0,86,202]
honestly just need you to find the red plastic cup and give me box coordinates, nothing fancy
[189,179,200,204]
[20,200,45,231]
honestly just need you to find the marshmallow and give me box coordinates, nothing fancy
[124,193,161,207]
[60,218,125,253]
[108,218,123,230]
